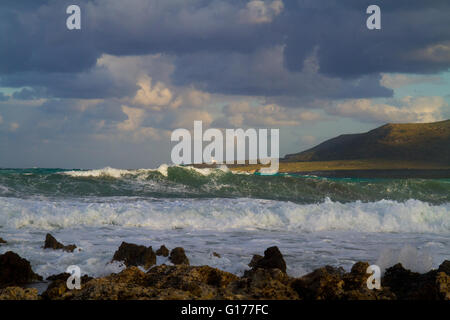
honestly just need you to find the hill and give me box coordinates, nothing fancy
[284,120,450,164]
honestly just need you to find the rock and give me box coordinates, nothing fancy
[0,251,43,288]
[42,273,93,300]
[343,262,370,291]
[238,268,299,299]
[212,252,221,258]
[44,233,77,252]
[252,246,286,273]
[169,247,189,265]
[436,272,450,300]
[382,263,449,300]
[438,260,450,276]
[0,287,39,300]
[291,266,345,300]
[61,265,239,300]
[0,237,6,244]
[248,254,263,268]
[112,242,156,269]
[156,245,169,257]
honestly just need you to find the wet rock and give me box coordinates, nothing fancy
[252,247,286,273]
[44,234,77,252]
[0,251,43,288]
[112,242,156,269]
[0,237,6,244]
[212,252,221,258]
[248,255,263,268]
[156,245,169,257]
[169,247,189,265]
[438,260,450,276]
[0,287,39,300]
[291,266,345,300]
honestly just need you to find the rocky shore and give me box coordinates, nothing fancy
[0,235,449,300]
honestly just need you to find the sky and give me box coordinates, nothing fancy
[0,0,449,168]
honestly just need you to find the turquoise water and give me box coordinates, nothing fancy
[0,166,449,204]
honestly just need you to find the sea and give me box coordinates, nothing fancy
[0,165,449,279]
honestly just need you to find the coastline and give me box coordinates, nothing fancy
[1,239,449,300]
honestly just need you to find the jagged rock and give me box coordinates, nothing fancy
[438,260,450,275]
[212,252,221,258]
[248,255,263,268]
[44,234,77,252]
[112,242,156,269]
[382,263,448,300]
[252,247,286,273]
[237,268,299,299]
[0,237,6,244]
[169,247,189,265]
[0,287,39,300]
[156,245,169,257]
[61,265,239,300]
[0,251,43,288]
[291,266,345,300]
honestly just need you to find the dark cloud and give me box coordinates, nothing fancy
[0,0,448,101]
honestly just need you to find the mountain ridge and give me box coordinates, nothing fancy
[284,120,450,164]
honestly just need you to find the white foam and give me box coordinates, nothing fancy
[0,197,448,233]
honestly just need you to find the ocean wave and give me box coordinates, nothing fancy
[0,166,449,204]
[0,197,449,233]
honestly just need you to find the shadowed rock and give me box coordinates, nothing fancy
[0,237,6,244]
[252,247,286,273]
[0,251,43,288]
[112,242,156,269]
[291,266,345,300]
[169,247,189,265]
[382,263,450,300]
[156,245,169,257]
[248,254,263,268]
[212,252,221,258]
[44,234,77,252]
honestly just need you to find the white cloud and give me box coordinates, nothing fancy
[330,96,446,123]
[117,105,145,131]
[133,76,173,109]
[240,0,284,24]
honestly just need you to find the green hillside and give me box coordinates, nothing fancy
[284,120,450,164]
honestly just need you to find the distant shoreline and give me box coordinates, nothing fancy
[225,159,450,178]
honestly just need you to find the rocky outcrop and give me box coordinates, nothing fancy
[0,237,6,244]
[0,287,39,300]
[156,245,169,257]
[382,263,450,300]
[250,246,286,273]
[169,247,189,265]
[438,260,450,275]
[112,242,156,269]
[44,234,77,252]
[0,251,42,288]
